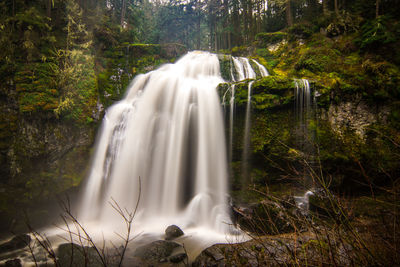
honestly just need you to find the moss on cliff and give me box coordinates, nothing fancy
[228,25,400,194]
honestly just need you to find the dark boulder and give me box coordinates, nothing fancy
[0,234,31,254]
[4,259,21,267]
[169,253,187,263]
[308,189,337,217]
[165,225,184,240]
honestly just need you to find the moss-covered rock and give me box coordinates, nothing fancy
[218,54,233,81]
[255,32,288,47]
[96,43,187,108]
[287,23,315,41]
[251,76,294,109]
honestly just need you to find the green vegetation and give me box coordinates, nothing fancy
[0,0,399,265]
[255,32,288,47]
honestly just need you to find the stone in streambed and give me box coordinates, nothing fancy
[165,225,184,240]
[133,240,181,262]
[169,253,187,263]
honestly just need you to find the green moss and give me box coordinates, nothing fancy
[287,24,315,41]
[255,32,287,47]
[247,76,294,109]
[253,76,293,92]
[231,46,248,56]
[15,62,59,113]
[219,55,233,81]
[125,43,161,56]
[294,46,340,73]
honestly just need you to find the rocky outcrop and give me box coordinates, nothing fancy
[327,98,389,138]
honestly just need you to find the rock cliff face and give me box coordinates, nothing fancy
[0,83,97,233]
[7,117,95,181]
[0,69,97,189]
[326,98,389,138]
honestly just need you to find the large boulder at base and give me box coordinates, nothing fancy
[132,240,187,266]
[165,225,184,240]
[0,234,31,254]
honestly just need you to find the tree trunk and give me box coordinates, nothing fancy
[256,0,262,33]
[248,0,254,41]
[121,0,126,27]
[232,0,241,46]
[197,15,201,49]
[322,0,329,15]
[46,0,52,18]
[286,0,293,27]
[334,0,339,16]
[228,30,231,49]
[376,0,380,18]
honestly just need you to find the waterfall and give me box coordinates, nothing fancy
[79,51,234,235]
[241,60,268,184]
[229,84,236,163]
[295,79,311,123]
[294,78,315,190]
[294,78,312,148]
[228,56,267,163]
[241,81,254,183]
[251,59,269,77]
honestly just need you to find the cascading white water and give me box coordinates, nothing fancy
[294,78,311,122]
[251,59,269,77]
[241,80,255,182]
[229,84,236,163]
[241,60,268,183]
[294,78,313,150]
[79,51,234,236]
[294,78,316,193]
[227,56,267,163]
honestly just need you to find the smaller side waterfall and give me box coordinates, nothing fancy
[229,84,236,163]
[241,62,269,184]
[294,78,316,191]
[241,80,254,183]
[251,59,269,77]
[227,56,268,163]
[295,79,311,122]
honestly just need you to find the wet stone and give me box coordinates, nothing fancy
[165,225,184,240]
